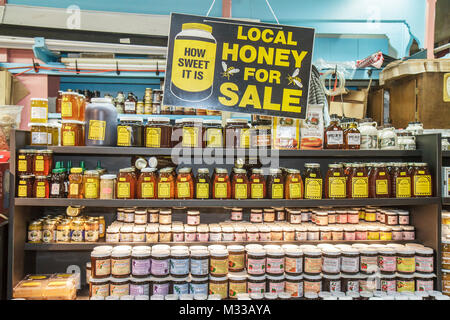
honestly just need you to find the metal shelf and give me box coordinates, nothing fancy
[28,146,422,157]
[14,197,440,208]
[48,113,222,121]
[24,240,415,251]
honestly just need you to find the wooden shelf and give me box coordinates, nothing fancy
[24,240,415,251]
[14,197,440,208]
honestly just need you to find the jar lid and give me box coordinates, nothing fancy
[340,248,359,255]
[147,116,170,123]
[318,291,332,298]
[321,248,341,255]
[248,274,266,281]
[228,274,247,281]
[249,293,263,299]
[191,276,208,282]
[210,249,228,257]
[209,275,228,281]
[360,291,373,298]
[247,249,266,257]
[285,274,303,281]
[402,226,415,231]
[304,292,319,299]
[359,248,378,254]
[207,294,222,300]
[322,273,341,280]
[203,119,222,125]
[227,245,244,251]
[413,273,436,278]
[266,274,284,281]
[278,292,292,299]
[170,249,189,256]
[110,277,130,283]
[208,244,227,251]
[396,211,410,216]
[151,249,169,257]
[190,250,209,257]
[305,163,320,168]
[226,118,248,124]
[119,116,143,122]
[193,294,208,300]
[215,168,228,174]
[182,118,203,123]
[111,249,131,257]
[269,168,281,174]
[378,248,396,254]
[164,294,179,300]
[150,294,165,300]
[414,247,433,255]
[303,274,322,280]
[130,276,151,283]
[245,244,263,251]
[187,210,200,216]
[197,168,209,174]
[100,174,117,180]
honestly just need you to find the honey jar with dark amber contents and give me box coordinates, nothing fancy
[267,168,284,199]
[116,167,136,199]
[213,168,231,199]
[249,168,266,199]
[412,163,432,197]
[137,167,157,199]
[391,163,411,198]
[304,163,322,200]
[61,120,85,146]
[232,168,249,199]
[285,169,303,199]
[325,163,346,199]
[369,163,391,198]
[33,175,49,198]
[176,167,194,199]
[348,163,368,198]
[157,168,175,199]
[195,168,210,199]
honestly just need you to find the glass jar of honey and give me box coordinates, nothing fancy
[116,167,136,199]
[30,98,48,123]
[68,167,83,198]
[30,123,48,146]
[213,168,231,199]
[83,170,100,199]
[33,175,49,198]
[267,168,284,199]
[61,92,81,121]
[176,167,194,199]
[232,168,249,200]
[117,117,144,147]
[17,149,34,175]
[17,174,34,198]
[182,119,203,148]
[137,168,157,199]
[412,163,432,197]
[250,168,266,199]
[195,168,210,199]
[33,150,53,176]
[61,120,85,146]
[304,163,323,200]
[324,114,344,149]
[157,168,175,199]
[225,119,251,149]
[285,169,303,199]
[204,120,223,148]
[392,163,412,198]
[325,164,346,199]
[145,117,172,148]
[348,163,369,198]
[369,163,391,198]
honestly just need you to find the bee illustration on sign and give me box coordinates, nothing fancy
[221,61,240,80]
[287,68,303,88]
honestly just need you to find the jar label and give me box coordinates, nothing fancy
[322,257,340,274]
[304,257,322,274]
[378,256,396,272]
[117,126,131,146]
[146,127,161,148]
[61,102,72,117]
[229,281,247,297]
[36,185,46,198]
[130,283,149,296]
[352,177,368,198]
[376,179,389,195]
[288,183,303,199]
[397,280,415,292]
[196,183,209,199]
[210,257,228,275]
[413,175,432,196]
[229,253,245,270]
[35,159,44,173]
[341,256,359,273]
[124,101,136,111]
[158,182,171,198]
[359,279,377,292]
[206,128,223,148]
[251,183,264,199]
[271,184,284,199]
[88,120,106,141]
[91,283,109,297]
[248,281,266,294]
[95,258,111,276]
[268,280,285,294]
[18,160,27,172]
[361,134,378,149]
[285,256,303,274]
[153,282,169,296]
[18,185,28,197]
[232,183,246,199]
[326,131,343,145]
[182,127,199,147]
[170,258,189,275]
[209,281,228,298]
[151,259,169,276]
[380,279,396,292]
[173,282,189,295]
[111,258,131,275]
[31,106,47,121]
[397,256,415,273]
[141,182,154,198]
[347,132,361,145]
[191,258,209,276]
[381,137,397,149]
[117,182,131,198]
[240,128,250,148]
[177,181,191,198]
[62,130,76,146]
[345,280,359,292]
[328,280,341,292]
[304,280,321,294]
[247,258,265,275]
[285,281,303,297]
[415,256,433,273]
[28,230,42,242]
[85,230,98,242]
[132,258,151,276]
[416,279,433,291]
[110,283,129,297]
[84,182,98,199]
[360,256,378,273]
[396,177,411,198]
[42,230,53,243]
[266,257,284,274]
[189,282,208,295]
[305,178,322,199]
[214,182,228,198]
[328,177,346,198]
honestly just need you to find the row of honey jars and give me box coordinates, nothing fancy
[29,123,59,146]
[17,150,53,176]
[324,115,361,150]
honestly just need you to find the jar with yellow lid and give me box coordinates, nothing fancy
[71,220,85,242]
[28,221,43,243]
[56,219,71,242]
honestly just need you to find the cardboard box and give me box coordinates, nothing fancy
[329,87,369,119]
[0,69,29,105]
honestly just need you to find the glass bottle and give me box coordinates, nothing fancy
[304,163,323,199]
[249,168,266,199]
[157,167,175,199]
[391,163,411,198]
[213,168,231,199]
[115,91,125,114]
[124,92,137,114]
[411,163,432,197]
[369,163,391,198]
[232,168,249,199]
[68,167,83,199]
[324,114,344,149]
[176,167,194,199]
[325,163,346,199]
[285,169,303,199]
[49,164,66,198]
[195,168,211,199]
[137,167,157,199]
[267,168,284,199]
[344,119,361,150]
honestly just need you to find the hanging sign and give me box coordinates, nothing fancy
[163,13,315,119]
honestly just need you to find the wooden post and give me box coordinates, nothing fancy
[222,0,232,18]
[425,0,437,59]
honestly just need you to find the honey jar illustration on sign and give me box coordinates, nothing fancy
[170,23,217,102]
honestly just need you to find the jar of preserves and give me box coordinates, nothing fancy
[33,175,49,198]
[304,163,322,199]
[204,120,223,148]
[181,119,203,148]
[392,163,412,198]
[71,220,85,242]
[285,169,303,199]
[266,168,284,199]
[17,149,34,175]
[28,220,42,243]
[116,168,136,199]
[136,168,157,199]
[225,119,251,149]
[176,167,194,199]
[61,92,81,120]
[412,163,432,197]
[83,170,100,199]
[249,168,266,199]
[17,174,34,198]
[232,168,249,199]
[99,174,116,199]
[348,163,368,198]
[213,168,231,199]
[145,117,172,148]
[210,249,229,277]
[397,248,415,274]
[325,163,346,199]
[344,119,361,149]
[369,163,391,198]
[117,117,144,147]
[195,168,210,199]
[157,168,175,199]
[61,120,84,146]
[324,114,344,149]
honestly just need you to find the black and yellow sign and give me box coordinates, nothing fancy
[163,13,315,119]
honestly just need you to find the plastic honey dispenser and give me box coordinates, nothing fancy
[170,23,217,102]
